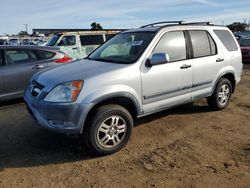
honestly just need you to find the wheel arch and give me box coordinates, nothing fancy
[81,92,142,133]
[212,72,236,94]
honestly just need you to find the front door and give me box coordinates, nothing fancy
[141,31,193,114]
[58,35,80,60]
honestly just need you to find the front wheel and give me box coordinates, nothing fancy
[85,104,133,155]
[207,78,232,110]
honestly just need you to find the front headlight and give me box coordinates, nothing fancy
[44,80,84,102]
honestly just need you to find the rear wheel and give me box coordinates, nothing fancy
[207,78,232,110]
[85,104,133,155]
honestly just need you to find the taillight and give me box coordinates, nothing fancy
[55,55,72,63]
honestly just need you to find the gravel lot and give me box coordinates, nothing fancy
[0,65,250,188]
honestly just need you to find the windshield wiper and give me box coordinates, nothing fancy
[85,56,92,60]
[89,57,124,64]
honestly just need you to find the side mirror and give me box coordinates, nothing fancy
[148,53,170,66]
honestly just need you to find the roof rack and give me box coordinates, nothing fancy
[181,22,214,26]
[140,21,214,28]
[140,21,184,28]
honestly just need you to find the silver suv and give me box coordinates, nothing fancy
[24,21,242,155]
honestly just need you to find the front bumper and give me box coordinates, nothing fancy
[24,88,93,134]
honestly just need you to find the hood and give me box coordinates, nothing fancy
[33,59,126,88]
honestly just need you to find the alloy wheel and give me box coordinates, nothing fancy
[97,115,127,148]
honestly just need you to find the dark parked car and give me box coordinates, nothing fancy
[21,39,37,46]
[9,39,20,45]
[239,39,250,63]
[0,45,73,101]
[0,39,8,45]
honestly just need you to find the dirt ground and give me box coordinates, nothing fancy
[0,65,250,188]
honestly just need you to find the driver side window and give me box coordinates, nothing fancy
[153,31,187,62]
[59,35,76,46]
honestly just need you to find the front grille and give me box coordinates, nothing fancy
[29,80,44,98]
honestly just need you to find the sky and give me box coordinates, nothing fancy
[1,0,250,35]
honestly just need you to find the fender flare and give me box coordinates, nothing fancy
[211,71,236,94]
[91,92,143,116]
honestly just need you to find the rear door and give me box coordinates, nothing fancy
[34,49,58,68]
[188,30,223,99]
[2,48,48,95]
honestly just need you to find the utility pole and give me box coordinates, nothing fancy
[23,24,28,34]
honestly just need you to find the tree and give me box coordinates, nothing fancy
[90,22,103,31]
[227,22,247,32]
[18,31,28,36]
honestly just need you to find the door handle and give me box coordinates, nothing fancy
[216,58,224,62]
[72,47,78,50]
[32,64,44,69]
[180,64,192,69]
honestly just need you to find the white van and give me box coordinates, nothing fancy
[46,31,122,59]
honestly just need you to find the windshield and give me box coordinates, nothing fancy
[240,39,250,47]
[46,34,61,46]
[88,32,155,64]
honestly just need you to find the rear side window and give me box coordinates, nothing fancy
[208,33,217,55]
[153,31,187,62]
[35,50,56,60]
[5,49,37,65]
[214,30,238,51]
[189,30,217,58]
[80,35,104,45]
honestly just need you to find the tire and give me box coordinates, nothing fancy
[207,78,232,110]
[84,104,133,155]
